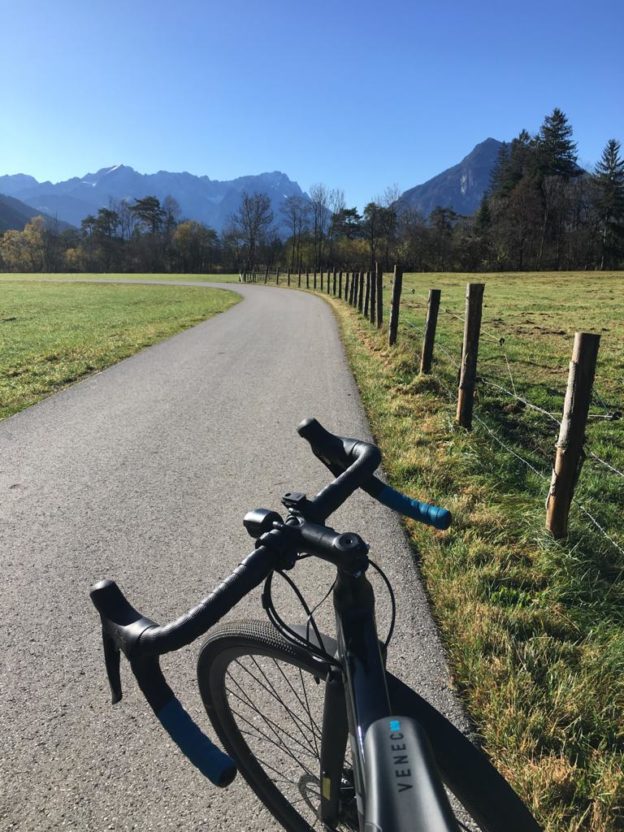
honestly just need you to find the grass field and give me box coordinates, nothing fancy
[0,272,241,283]
[320,271,623,831]
[0,280,238,420]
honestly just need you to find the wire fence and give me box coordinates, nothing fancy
[250,268,624,561]
[393,284,623,561]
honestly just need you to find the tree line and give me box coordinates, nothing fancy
[1,109,622,274]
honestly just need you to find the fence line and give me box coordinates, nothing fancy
[247,264,621,551]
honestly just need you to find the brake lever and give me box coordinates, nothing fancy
[91,579,158,703]
[102,630,122,704]
[90,579,237,786]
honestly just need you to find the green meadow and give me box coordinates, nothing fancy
[324,271,624,831]
[0,279,238,420]
[0,271,241,283]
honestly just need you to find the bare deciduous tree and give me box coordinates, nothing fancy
[232,191,274,271]
[281,195,310,271]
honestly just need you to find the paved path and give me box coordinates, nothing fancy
[0,282,467,831]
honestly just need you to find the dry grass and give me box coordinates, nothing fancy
[309,271,624,831]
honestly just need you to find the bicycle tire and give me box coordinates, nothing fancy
[197,620,541,832]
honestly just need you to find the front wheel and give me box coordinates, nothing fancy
[197,620,541,832]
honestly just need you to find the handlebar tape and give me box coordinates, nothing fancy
[138,546,274,655]
[157,698,236,787]
[130,653,236,787]
[373,484,451,530]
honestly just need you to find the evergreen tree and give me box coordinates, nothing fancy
[475,196,492,231]
[594,139,624,268]
[130,196,166,235]
[536,108,579,178]
[489,142,512,195]
[490,130,536,197]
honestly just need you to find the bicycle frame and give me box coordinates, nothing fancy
[319,568,391,829]
[308,565,459,832]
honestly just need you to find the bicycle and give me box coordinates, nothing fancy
[91,417,542,831]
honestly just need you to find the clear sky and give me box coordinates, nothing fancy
[1,0,623,208]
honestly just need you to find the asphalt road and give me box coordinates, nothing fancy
[0,282,469,831]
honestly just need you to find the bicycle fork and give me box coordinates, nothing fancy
[319,569,391,829]
[319,569,459,832]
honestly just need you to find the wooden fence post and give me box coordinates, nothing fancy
[332,268,337,296]
[376,264,383,329]
[456,283,485,429]
[354,271,361,308]
[287,270,291,286]
[420,289,441,374]
[306,271,310,289]
[349,272,356,305]
[357,272,364,313]
[338,271,343,299]
[276,267,280,286]
[320,270,324,291]
[363,271,371,317]
[369,268,376,324]
[388,265,403,345]
[546,332,601,539]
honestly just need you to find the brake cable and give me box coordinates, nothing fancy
[261,556,397,661]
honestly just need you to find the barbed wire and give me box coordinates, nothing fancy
[589,387,622,421]
[433,341,462,368]
[403,319,425,337]
[473,413,624,559]
[439,307,464,325]
[571,498,624,559]
[403,320,462,369]
[502,354,517,395]
[471,411,551,482]
[478,377,562,425]
[586,450,624,480]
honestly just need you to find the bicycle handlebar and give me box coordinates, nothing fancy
[90,579,237,787]
[297,418,451,530]
[90,417,450,789]
[90,544,279,787]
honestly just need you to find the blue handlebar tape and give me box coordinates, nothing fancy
[377,486,451,530]
[158,698,237,787]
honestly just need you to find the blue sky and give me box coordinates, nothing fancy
[2,0,623,208]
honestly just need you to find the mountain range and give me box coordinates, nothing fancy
[0,138,505,234]
[0,193,73,233]
[0,167,307,234]
[397,138,503,217]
